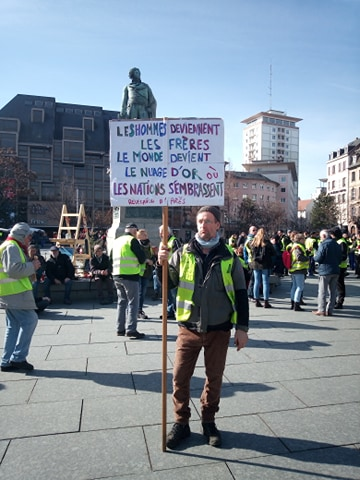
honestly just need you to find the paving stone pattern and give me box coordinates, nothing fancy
[0,276,359,479]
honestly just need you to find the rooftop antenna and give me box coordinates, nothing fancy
[269,63,272,110]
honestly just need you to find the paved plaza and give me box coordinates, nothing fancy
[0,275,359,479]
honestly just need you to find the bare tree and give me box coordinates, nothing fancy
[0,148,36,225]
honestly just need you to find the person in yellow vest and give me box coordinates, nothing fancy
[234,244,250,287]
[228,233,238,250]
[330,227,349,309]
[243,225,257,299]
[0,223,41,371]
[354,233,360,278]
[136,229,155,319]
[111,223,150,339]
[157,206,249,450]
[304,231,318,276]
[158,225,182,319]
[289,233,310,311]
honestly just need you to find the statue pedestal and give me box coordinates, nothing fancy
[106,207,124,254]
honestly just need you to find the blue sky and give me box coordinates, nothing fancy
[1,0,359,199]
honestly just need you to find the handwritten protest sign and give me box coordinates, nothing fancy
[109,118,224,207]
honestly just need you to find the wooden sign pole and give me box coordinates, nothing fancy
[161,206,169,452]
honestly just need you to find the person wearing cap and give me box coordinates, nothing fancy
[157,206,249,449]
[0,222,41,372]
[111,223,150,339]
[44,246,75,305]
[90,244,114,305]
[330,227,349,309]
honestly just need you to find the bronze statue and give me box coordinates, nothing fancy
[120,67,157,119]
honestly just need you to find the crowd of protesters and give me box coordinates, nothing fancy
[227,225,359,314]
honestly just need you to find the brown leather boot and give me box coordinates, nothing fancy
[264,300,272,308]
[294,302,304,311]
[255,299,263,307]
[290,300,294,310]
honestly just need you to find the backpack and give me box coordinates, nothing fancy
[282,249,292,270]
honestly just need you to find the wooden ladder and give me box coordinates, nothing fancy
[52,204,91,275]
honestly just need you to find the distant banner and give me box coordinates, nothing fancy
[110,118,224,207]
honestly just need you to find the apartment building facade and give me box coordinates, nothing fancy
[327,138,360,233]
[0,94,119,228]
[241,110,302,223]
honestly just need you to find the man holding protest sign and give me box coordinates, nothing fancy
[157,206,249,449]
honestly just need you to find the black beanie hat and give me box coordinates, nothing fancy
[197,206,221,223]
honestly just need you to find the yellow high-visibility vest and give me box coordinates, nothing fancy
[176,245,237,324]
[112,236,141,275]
[0,240,32,296]
[289,243,309,273]
[337,238,348,268]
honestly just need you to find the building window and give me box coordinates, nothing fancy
[41,184,57,201]
[252,183,257,189]
[280,176,286,182]
[351,171,355,181]
[31,108,44,123]
[63,140,84,164]
[332,166,335,174]
[0,118,18,131]
[332,180,335,189]
[281,187,286,192]
[30,147,51,159]
[0,132,17,150]
[243,183,248,189]
[342,177,346,187]
[63,127,83,141]
[351,188,355,200]
[280,198,286,203]
[30,159,52,181]
[252,194,257,200]
[83,117,94,131]
[242,194,248,199]
[342,193,346,202]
